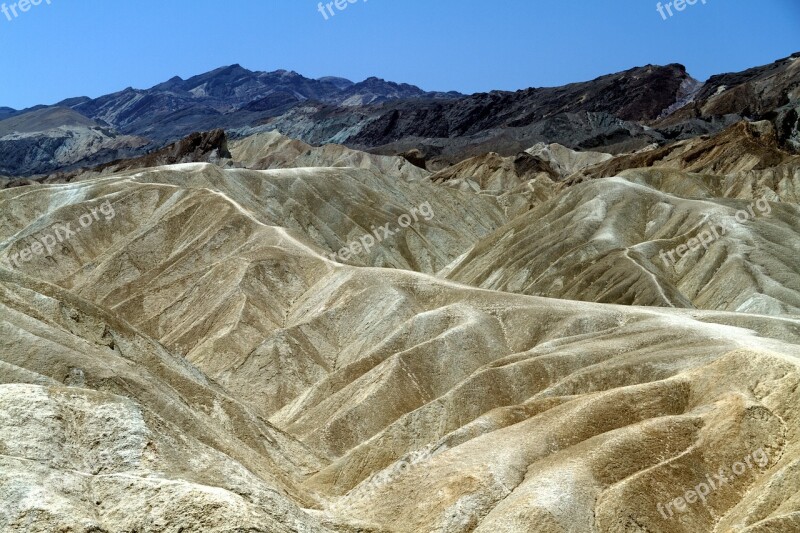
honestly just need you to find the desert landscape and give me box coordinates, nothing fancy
[1,2,799,531]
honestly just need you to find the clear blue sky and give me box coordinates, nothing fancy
[0,0,798,109]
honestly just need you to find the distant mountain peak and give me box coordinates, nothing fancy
[318,76,354,90]
[220,63,247,72]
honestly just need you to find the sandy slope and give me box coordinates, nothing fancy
[0,154,799,531]
[443,176,800,314]
[229,131,430,181]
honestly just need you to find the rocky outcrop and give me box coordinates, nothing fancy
[655,52,800,150]
[5,130,234,186]
[565,120,799,186]
[93,128,232,173]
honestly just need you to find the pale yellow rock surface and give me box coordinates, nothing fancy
[526,142,614,178]
[229,130,431,181]
[1,148,799,532]
[444,176,800,314]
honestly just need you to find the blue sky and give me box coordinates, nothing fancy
[0,0,798,109]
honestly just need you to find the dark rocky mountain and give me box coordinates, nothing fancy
[0,65,461,176]
[360,63,692,137]
[258,64,692,158]
[1,54,798,176]
[264,55,799,168]
[0,107,17,121]
[653,53,800,149]
[62,65,460,143]
[0,107,148,176]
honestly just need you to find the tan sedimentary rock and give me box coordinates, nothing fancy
[229,130,431,181]
[444,175,800,314]
[0,154,799,532]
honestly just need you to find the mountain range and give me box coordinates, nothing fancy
[1,53,798,177]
